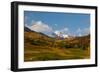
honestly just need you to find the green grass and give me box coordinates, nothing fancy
[24,45,90,62]
[24,32,90,62]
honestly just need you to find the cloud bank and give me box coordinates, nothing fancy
[76,27,90,36]
[26,20,54,37]
[25,20,90,37]
[30,21,53,33]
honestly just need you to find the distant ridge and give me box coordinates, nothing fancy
[24,26,32,32]
[24,26,54,39]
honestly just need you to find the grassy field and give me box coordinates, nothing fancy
[24,31,90,62]
[24,46,90,62]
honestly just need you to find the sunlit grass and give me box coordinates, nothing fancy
[24,45,90,62]
[24,32,90,62]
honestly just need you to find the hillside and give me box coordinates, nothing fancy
[24,29,90,62]
[24,26,32,32]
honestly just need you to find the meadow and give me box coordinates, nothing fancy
[24,31,90,62]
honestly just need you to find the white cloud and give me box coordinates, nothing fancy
[77,28,81,33]
[55,27,69,34]
[78,33,82,36]
[61,28,68,32]
[54,24,58,26]
[54,31,61,36]
[83,28,90,35]
[54,27,69,38]
[30,21,53,34]
[76,27,90,36]
[63,34,69,38]
[25,20,70,37]
[31,20,36,25]
[58,27,69,34]
[36,21,42,25]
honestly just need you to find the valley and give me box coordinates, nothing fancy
[24,27,90,62]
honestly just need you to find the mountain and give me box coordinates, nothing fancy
[24,26,90,61]
[25,25,70,38]
[24,26,32,32]
[24,28,55,47]
[24,26,90,46]
[64,34,90,49]
[24,27,90,61]
[24,26,55,38]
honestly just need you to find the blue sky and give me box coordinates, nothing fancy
[24,11,90,36]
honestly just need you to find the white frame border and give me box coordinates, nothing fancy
[18,5,96,69]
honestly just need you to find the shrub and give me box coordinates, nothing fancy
[30,39,49,46]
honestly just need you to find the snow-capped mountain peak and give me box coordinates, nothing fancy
[54,31,69,38]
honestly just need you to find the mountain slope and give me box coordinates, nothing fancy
[24,26,32,32]
[24,29,90,62]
